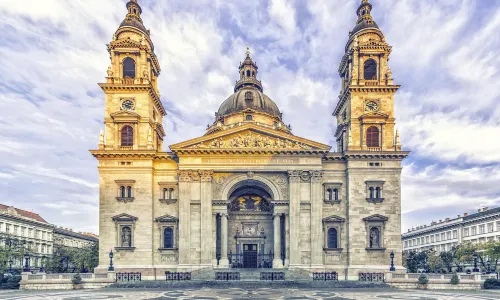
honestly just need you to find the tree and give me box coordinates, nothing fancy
[454,242,476,270]
[428,251,444,273]
[440,250,454,272]
[46,241,99,273]
[482,241,500,272]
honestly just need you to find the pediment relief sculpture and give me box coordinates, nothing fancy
[191,131,313,150]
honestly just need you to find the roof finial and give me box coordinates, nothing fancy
[246,46,250,57]
[362,0,369,3]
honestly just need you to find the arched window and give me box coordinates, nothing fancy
[327,228,338,248]
[164,227,174,248]
[366,126,379,147]
[163,188,168,199]
[327,189,332,201]
[169,188,175,199]
[246,70,250,77]
[369,187,374,199]
[364,59,377,80]
[252,71,255,77]
[121,126,134,146]
[123,58,136,78]
[333,189,339,201]
[375,187,381,199]
[246,115,253,121]
[126,186,132,198]
[120,186,126,198]
[121,226,132,247]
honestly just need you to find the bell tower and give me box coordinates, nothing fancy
[98,0,166,151]
[333,0,401,153]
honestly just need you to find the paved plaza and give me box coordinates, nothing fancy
[1,288,500,300]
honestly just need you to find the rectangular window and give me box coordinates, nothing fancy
[14,225,19,235]
[436,234,440,242]
[404,241,408,248]
[453,230,457,239]
[488,223,494,233]
[464,228,469,237]
[479,225,485,234]
[441,233,445,240]
[497,222,500,231]
[471,227,476,235]
[421,237,424,244]
[21,227,26,236]
[447,232,451,240]
[431,235,434,242]
[6,224,10,233]
[426,236,429,243]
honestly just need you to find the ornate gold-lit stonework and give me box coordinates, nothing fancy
[193,131,312,150]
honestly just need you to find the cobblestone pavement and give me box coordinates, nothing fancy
[0,288,499,300]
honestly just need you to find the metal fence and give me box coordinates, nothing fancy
[216,272,240,281]
[116,272,141,283]
[359,272,384,282]
[165,272,191,281]
[260,272,285,281]
[313,272,338,281]
[228,253,274,268]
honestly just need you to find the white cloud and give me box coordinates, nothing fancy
[0,0,498,234]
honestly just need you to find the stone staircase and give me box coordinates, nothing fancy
[191,268,311,281]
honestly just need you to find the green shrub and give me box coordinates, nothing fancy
[484,279,500,289]
[450,272,459,285]
[418,274,429,285]
[72,273,83,285]
[0,276,21,289]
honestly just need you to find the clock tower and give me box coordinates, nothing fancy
[98,0,166,151]
[333,0,401,152]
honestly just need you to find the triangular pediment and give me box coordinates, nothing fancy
[323,215,345,223]
[110,110,141,122]
[155,214,179,223]
[362,214,388,222]
[358,111,389,121]
[109,38,142,49]
[170,124,331,153]
[112,213,138,222]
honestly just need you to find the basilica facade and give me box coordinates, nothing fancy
[91,0,409,279]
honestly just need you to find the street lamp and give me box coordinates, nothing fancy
[472,250,479,273]
[390,251,396,271]
[23,253,31,273]
[108,250,114,271]
[8,258,13,272]
[487,259,491,274]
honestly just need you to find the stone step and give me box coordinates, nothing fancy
[191,268,311,281]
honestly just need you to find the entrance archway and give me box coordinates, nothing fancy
[226,179,274,268]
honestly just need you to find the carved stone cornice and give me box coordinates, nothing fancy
[288,170,301,183]
[300,170,311,182]
[199,170,214,182]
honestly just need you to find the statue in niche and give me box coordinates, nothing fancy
[369,227,380,248]
[121,226,132,247]
[107,65,113,77]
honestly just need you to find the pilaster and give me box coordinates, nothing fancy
[272,213,283,268]
[310,170,324,267]
[200,170,214,265]
[288,170,301,267]
[178,170,191,266]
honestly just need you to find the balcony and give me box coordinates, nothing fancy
[364,80,379,86]
[367,147,382,151]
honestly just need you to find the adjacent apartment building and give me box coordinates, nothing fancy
[0,204,98,270]
[402,206,500,253]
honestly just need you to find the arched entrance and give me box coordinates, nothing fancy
[227,179,274,268]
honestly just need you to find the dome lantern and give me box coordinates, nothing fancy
[350,0,379,36]
[118,0,149,36]
[234,47,263,93]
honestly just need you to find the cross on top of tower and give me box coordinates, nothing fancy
[119,0,149,35]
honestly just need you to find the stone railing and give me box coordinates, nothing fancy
[385,273,497,290]
[21,272,116,290]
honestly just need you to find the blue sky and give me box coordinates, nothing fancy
[0,0,499,234]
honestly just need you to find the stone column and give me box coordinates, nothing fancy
[310,170,324,268]
[200,170,214,266]
[285,213,290,266]
[220,213,229,267]
[273,213,282,268]
[288,170,301,267]
[178,170,192,267]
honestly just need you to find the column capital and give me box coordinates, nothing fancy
[287,170,301,182]
[178,170,191,182]
[310,170,324,183]
[199,170,214,182]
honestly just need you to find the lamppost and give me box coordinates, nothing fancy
[8,258,13,273]
[40,256,45,273]
[487,259,491,274]
[108,250,114,271]
[390,251,396,271]
[472,250,479,273]
[23,253,31,273]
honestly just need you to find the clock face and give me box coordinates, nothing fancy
[366,101,378,112]
[121,100,135,111]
